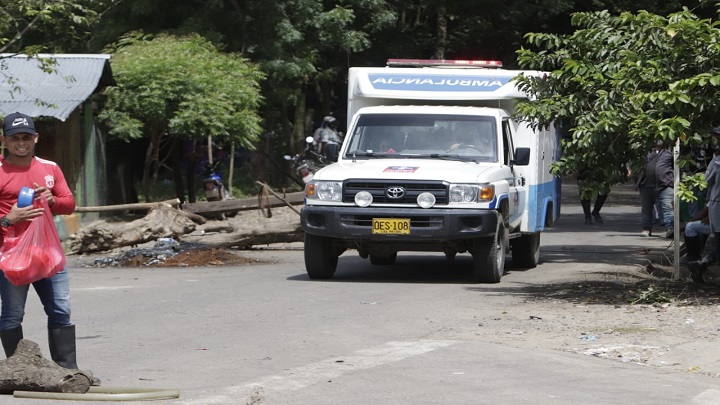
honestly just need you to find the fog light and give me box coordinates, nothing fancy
[417,192,436,208]
[355,191,373,207]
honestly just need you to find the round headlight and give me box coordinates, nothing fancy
[417,192,436,209]
[355,191,373,207]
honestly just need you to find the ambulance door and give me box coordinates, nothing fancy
[503,118,525,229]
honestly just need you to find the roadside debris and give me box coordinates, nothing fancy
[89,239,258,268]
[66,203,303,255]
[92,239,181,267]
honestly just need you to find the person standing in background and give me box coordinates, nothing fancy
[687,131,720,283]
[312,117,329,154]
[637,139,674,238]
[321,116,342,162]
[576,165,609,225]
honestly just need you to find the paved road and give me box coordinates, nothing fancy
[5,181,716,405]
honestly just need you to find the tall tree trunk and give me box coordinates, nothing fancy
[293,93,307,152]
[143,130,162,202]
[142,136,155,203]
[228,142,235,195]
[171,139,186,204]
[317,77,333,119]
[151,134,162,199]
[187,140,198,203]
[434,4,447,59]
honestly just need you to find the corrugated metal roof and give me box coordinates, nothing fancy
[0,54,115,121]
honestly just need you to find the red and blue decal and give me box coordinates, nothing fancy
[383,166,419,173]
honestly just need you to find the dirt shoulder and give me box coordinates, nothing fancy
[467,179,720,379]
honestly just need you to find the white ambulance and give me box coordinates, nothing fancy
[300,59,561,283]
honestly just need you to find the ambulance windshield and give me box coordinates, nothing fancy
[344,114,498,162]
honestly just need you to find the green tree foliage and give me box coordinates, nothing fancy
[0,1,116,118]
[358,0,709,68]
[3,0,717,198]
[99,33,265,201]
[84,0,717,196]
[0,0,113,54]
[514,8,720,200]
[90,0,395,148]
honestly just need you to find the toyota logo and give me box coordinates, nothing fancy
[386,186,405,199]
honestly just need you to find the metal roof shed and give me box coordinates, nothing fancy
[0,54,115,213]
[0,54,114,120]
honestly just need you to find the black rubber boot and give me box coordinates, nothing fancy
[591,194,607,224]
[684,236,701,262]
[580,199,592,218]
[688,257,710,284]
[49,325,79,369]
[49,325,101,386]
[593,194,608,214]
[0,326,23,358]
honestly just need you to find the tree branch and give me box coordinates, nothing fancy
[0,13,42,54]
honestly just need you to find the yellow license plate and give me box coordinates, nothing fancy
[372,218,411,235]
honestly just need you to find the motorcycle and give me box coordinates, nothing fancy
[202,161,232,201]
[284,136,328,184]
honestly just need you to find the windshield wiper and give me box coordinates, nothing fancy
[346,151,405,159]
[429,154,480,163]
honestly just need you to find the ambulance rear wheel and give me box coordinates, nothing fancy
[304,233,338,279]
[511,233,541,268]
[471,224,506,283]
[370,253,397,265]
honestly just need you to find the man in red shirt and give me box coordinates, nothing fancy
[0,112,99,384]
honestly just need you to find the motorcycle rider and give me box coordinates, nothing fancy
[312,117,329,153]
[320,116,342,162]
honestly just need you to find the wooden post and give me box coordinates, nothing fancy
[207,134,213,165]
[228,142,235,195]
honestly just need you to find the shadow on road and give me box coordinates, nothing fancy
[465,276,720,306]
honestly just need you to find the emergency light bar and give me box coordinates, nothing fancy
[386,59,503,68]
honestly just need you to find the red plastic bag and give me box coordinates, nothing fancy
[0,194,66,286]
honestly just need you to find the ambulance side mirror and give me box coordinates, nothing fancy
[512,147,530,166]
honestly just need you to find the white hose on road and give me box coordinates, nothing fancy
[13,386,180,401]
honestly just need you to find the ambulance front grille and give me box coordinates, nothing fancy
[343,180,448,205]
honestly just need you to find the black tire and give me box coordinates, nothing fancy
[471,224,506,283]
[511,233,541,268]
[370,252,397,265]
[304,233,338,279]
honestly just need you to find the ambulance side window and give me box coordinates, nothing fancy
[502,119,514,165]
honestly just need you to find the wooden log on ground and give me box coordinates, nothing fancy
[0,339,92,394]
[182,191,305,217]
[63,205,198,254]
[64,202,303,255]
[179,206,305,248]
[75,199,181,213]
[184,226,305,249]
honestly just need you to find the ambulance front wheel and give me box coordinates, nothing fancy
[471,224,506,283]
[304,233,338,279]
[511,233,541,268]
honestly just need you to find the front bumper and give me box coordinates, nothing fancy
[301,205,498,240]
